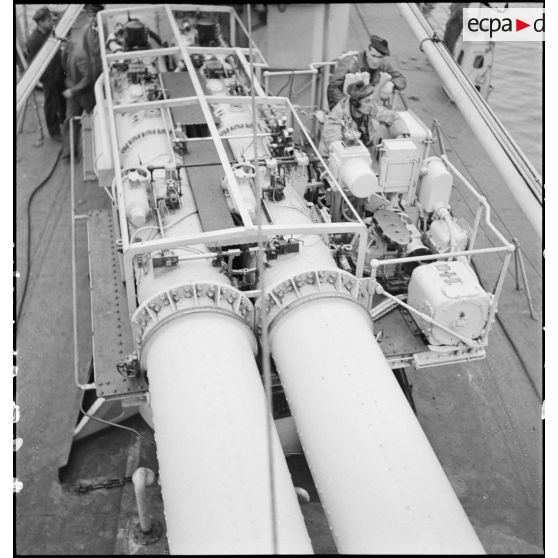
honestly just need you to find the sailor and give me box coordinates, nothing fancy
[25,7,66,141]
[443,3,469,55]
[61,36,95,159]
[81,4,105,86]
[319,81,410,157]
[327,34,407,110]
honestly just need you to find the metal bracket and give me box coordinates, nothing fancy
[255,268,372,334]
[413,346,486,369]
[131,282,255,355]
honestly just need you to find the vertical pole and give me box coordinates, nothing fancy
[132,467,156,533]
[229,9,236,46]
[21,5,30,40]
[468,202,483,259]
[512,238,538,320]
[247,5,278,552]
[513,239,521,291]
[482,249,513,344]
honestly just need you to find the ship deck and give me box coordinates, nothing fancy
[15,4,542,554]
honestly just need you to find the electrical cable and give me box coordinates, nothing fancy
[164,210,199,230]
[130,225,160,243]
[275,71,294,97]
[130,211,200,244]
[16,147,63,335]
[79,402,157,445]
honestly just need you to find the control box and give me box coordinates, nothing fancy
[377,139,420,196]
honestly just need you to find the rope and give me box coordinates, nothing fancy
[247,5,278,552]
[419,33,443,52]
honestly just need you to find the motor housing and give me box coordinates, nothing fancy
[407,260,491,345]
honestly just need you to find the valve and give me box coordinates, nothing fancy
[116,352,141,378]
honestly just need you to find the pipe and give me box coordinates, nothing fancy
[142,312,312,554]
[259,191,484,552]
[397,3,542,239]
[92,76,114,188]
[269,296,484,553]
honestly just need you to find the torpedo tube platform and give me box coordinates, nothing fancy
[15,4,543,554]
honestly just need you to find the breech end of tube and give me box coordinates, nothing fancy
[136,305,312,554]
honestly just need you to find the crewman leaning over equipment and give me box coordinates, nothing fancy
[319,81,410,157]
[327,34,407,110]
[25,7,66,141]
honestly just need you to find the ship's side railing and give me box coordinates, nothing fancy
[368,119,514,352]
[261,57,515,356]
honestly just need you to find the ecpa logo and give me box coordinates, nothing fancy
[463,7,544,42]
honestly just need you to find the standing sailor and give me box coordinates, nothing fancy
[61,37,95,160]
[25,7,66,141]
[82,4,106,87]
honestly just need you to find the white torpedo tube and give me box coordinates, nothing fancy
[121,129,311,554]
[257,188,485,554]
[135,281,312,554]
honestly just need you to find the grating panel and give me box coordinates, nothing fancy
[88,210,148,399]
[186,165,236,232]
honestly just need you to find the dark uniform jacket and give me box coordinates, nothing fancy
[327,50,407,110]
[63,46,95,113]
[82,22,104,83]
[318,96,409,156]
[25,27,65,85]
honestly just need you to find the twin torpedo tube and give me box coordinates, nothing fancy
[100,62,484,554]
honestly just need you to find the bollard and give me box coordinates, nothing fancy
[131,467,163,545]
[294,486,311,504]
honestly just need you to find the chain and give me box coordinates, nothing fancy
[71,473,161,494]
[71,476,133,494]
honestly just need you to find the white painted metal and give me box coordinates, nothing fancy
[260,192,484,553]
[115,110,171,169]
[165,4,255,229]
[93,12,313,547]
[398,3,542,238]
[269,297,484,554]
[142,314,312,554]
[92,76,115,188]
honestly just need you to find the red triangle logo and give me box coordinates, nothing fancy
[516,18,530,31]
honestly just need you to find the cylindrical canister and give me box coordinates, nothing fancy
[115,109,171,169]
[418,156,453,212]
[122,170,150,227]
[217,105,270,161]
[340,157,378,198]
